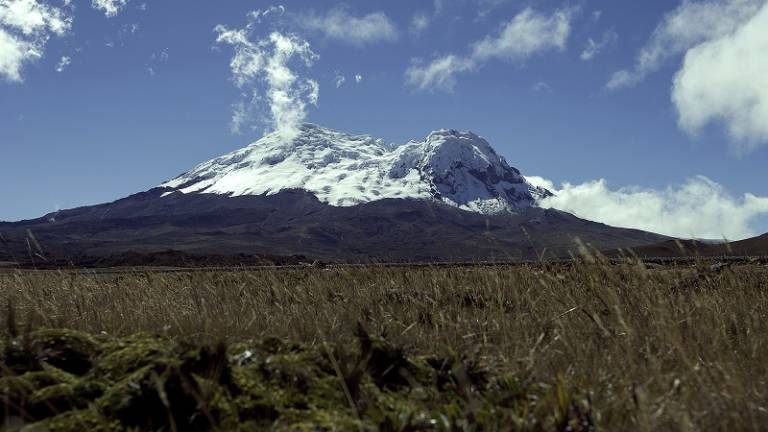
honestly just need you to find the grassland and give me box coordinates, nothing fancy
[1,257,768,430]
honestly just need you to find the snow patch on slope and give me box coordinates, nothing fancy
[161,124,550,214]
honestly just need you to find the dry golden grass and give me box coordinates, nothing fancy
[2,259,768,430]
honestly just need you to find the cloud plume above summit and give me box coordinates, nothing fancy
[215,9,320,143]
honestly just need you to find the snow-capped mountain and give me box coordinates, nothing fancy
[1,123,669,263]
[161,124,551,214]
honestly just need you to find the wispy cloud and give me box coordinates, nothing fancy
[146,49,168,77]
[406,7,574,92]
[409,0,447,36]
[406,54,474,93]
[0,0,72,82]
[409,12,431,36]
[580,29,617,61]
[215,10,319,143]
[527,175,768,240]
[294,7,398,47]
[249,5,285,23]
[531,81,552,93]
[606,0,762,90]
[471,8,572,61]
[55,54,69,72]
[334,71,345,88]
[477,0,513,19]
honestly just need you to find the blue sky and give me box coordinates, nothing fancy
[2,0,768,239]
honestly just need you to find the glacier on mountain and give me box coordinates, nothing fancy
[161,124,551,214]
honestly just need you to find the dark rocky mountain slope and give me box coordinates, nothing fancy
[1,188,666,264]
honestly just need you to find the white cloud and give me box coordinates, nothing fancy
[0,0,72,82]
[406,7,574,92]
[295,7,398,46]
[607,0,763,90]
[0,0,138,82]
[672,2,768,151]
[334,72,345,88]
[215,14,319,143]
[55,54,69,71]
[526,175,768,240]
[580,29,617,61]
[410,12,431,35]
[471,8,572,61]
[0,29,32,81]
[91,0,130,18]
[0,0,70,34]
[335,72,363,88]
[406,54,474,92]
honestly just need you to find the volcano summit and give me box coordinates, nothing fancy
[161,124,552,214]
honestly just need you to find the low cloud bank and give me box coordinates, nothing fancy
[526,175,768,240]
